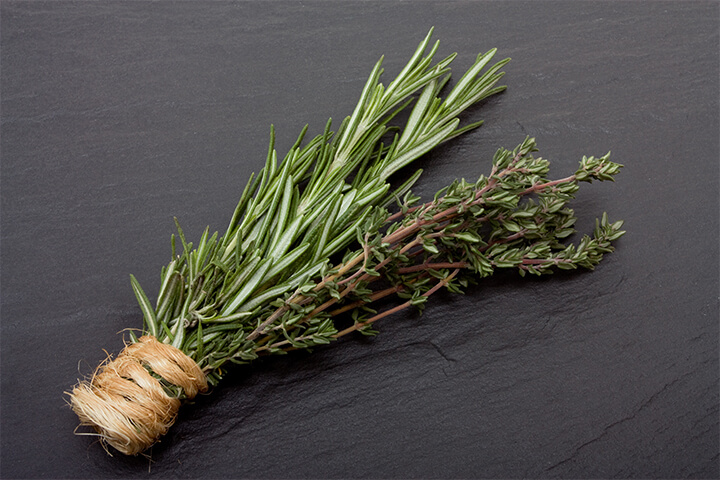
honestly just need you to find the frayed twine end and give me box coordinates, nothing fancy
[68,336,207,456]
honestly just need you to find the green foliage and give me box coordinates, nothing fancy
[224,137,624,376]
[129,30,511,385]
[127,33,624,389]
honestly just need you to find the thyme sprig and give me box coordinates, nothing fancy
[129,30,513,387]
[225,137,624,358]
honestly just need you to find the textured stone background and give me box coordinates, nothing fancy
[1,1,718,478]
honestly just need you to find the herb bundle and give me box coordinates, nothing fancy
[69,31,623,456]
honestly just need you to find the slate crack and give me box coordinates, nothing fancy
[546,374,686,473]
[429,340,457,365]
[405,340,456,377]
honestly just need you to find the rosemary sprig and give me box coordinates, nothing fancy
[129,29,511,387]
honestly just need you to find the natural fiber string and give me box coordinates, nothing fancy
[69,336,208,455]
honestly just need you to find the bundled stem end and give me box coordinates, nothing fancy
[68,336,207,456]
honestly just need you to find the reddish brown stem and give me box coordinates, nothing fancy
[328,284,405,316]
[332,269,460,339]
[397,261,468,274]
[520,257,573,265]
[520,175,576,196]
[248,251,367,341]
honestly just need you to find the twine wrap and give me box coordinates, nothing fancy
[69,335,208,455]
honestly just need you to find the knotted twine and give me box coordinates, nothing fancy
[69,335,208,455]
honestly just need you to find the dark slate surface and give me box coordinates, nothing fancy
[1,1,718,478]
